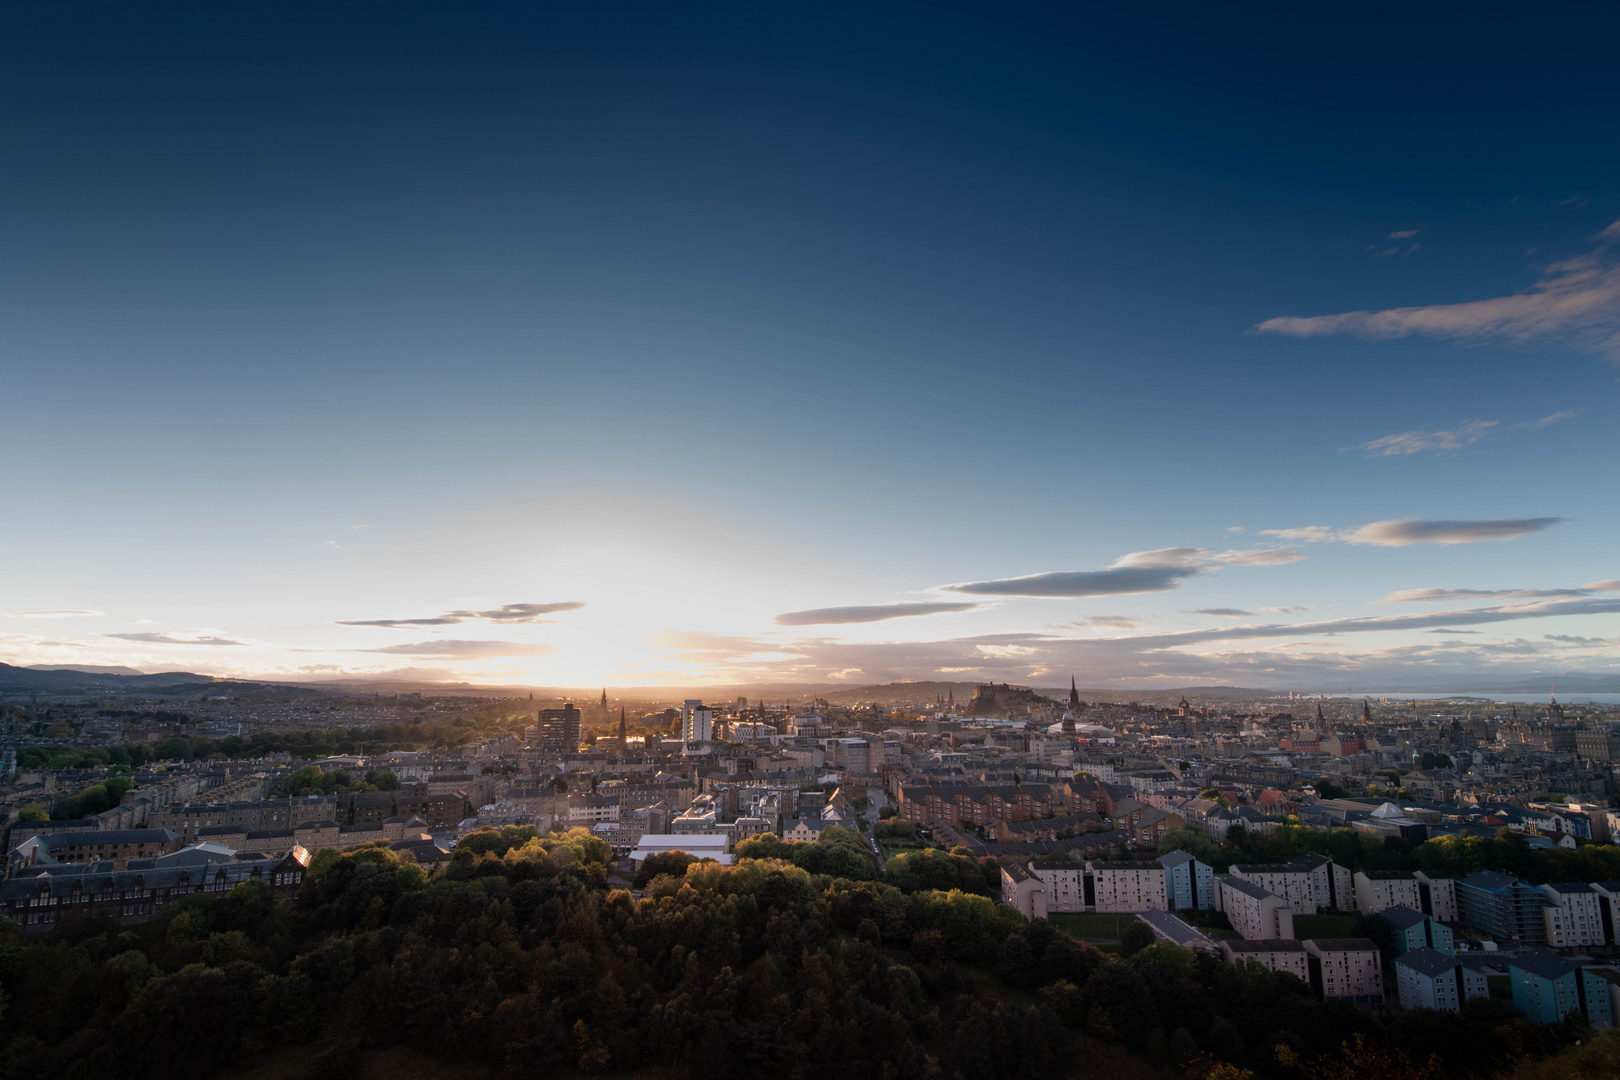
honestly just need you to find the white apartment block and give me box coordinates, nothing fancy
[1222,938,1308,980]
[1087,861,1167,912]
[1353,871,1422,915]
[1542,882,1607,948]
[1394,947,1491,1012]
[1415,871,1459,922]
[1305,939,1384,1003]
[1218,876,1295,940]
[1291,853,1354,912]
[1229,864,1314,914]
[1030,860,1086,913]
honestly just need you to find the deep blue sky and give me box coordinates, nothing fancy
[4,3,1618,690]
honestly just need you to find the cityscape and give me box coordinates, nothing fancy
[4,4,1620,1080]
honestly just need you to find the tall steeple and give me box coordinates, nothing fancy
[619,706,627,749]
[1316,700,1325,725]
[1070,676,1081,710]
[1362,698,1372,723]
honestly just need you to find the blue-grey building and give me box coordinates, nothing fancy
[1393,946,1489,1011]
[1510,949,1612,1028]
[1157,849,1214,910]
[1457,869,1548,944]
[1382,904,1454,954]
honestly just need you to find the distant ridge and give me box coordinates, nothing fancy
[25,664,150,677]
[0,663,217,691]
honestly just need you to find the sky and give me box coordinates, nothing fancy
[3,2,1619,693]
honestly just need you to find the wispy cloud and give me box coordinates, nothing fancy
[1089,615,1141,629]
[1256,219,1620,358]
[1261,517,1564,547]
[1375,580,1620,604]
[943,547,1304,599]
[3,609,104,618]
[455,602,585,622]
[1426,628,1480,634]
[1193,608,1252,618]
[775,601,980,626]
[1353,409,1578,457]
[1389,229,1420,240]
[360,639,560,658]
[641,595,1620,688]
[338,601,585,628]
[106,632,249,646]
[1356,419,1498,457]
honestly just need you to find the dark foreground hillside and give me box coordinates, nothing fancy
[0,827,1603,1080]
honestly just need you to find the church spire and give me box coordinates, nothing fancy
[1070,676,1080,709]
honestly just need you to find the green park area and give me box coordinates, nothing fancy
[1292,914,1359,939]
[1049,912,1139,941]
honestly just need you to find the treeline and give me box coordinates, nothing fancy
[1165,821,1620,885]
[0,826,1586,1080]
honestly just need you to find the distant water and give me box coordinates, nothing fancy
[1353,692,1620,706]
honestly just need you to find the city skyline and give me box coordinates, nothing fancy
[4,5,1618,690]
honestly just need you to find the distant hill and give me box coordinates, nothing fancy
[0,663,217,691]
[25,664,151,677]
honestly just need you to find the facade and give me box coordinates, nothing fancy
[1218,876,1295,940]
[1001,862,1048,920]
[1304,938,1384,1004]
[1354,871,1422,915]
[1290,852,1354,912]
[681,700,714,743]
[1087,861,1167,912]
[536,705,583,753]
[1157,850,1214,910]
[1394,947,1490,1012]
[7,828,178,872]
[1415,870,1459,922]
[1,846,309,935]
[1383,904,1454,954]
[1030,860,1086,913]
[148,795,338,840]
[1229,863,1313,914]
[1458,870,1548,944]
[1222,938,1308,980]
[1510,949,1612,1028]
[1541,882,1607,948]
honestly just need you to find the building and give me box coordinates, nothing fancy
[7,828,179,872]
[1030,860,1086,913]
[1,846,309,935]
[1394,947,1490,1012]
[628,833,731,867]
[535,705,583,754]
[1291,852,1355,912]
[1415,870,1459,922]
[681,700,714,743]
[1087,861,1167,912]
[1458,870,1548,944]
[1542,882,1607,948]
[1222,938,1308,980]
[1137,909,1220,953]
[1229,862,1314,914]
[1218,876,1295,940]
[1157,850,1214,910]
[1002,862,1048,920]
[1510,950,1612,1028]
[1382,905,1454,954]
[1354,870,1422,915]
[1304,938,1384,1004]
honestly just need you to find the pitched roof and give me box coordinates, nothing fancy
[1395,946,1461,978]
[1511,949,1579,982]
[1380,905,1429,929]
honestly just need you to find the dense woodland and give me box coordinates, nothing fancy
[0,822,1604,1080]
